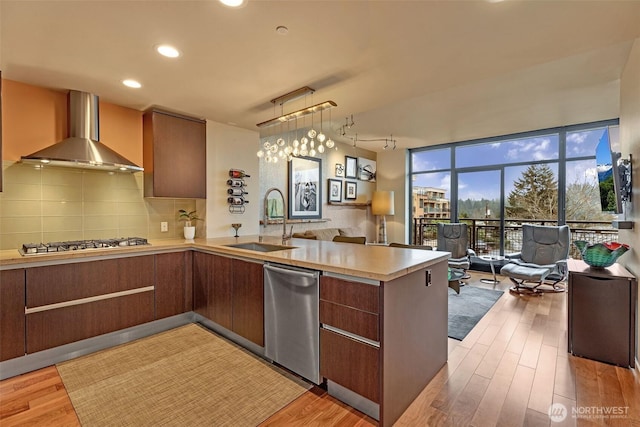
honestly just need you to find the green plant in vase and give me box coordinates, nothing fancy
[178,209,201,240]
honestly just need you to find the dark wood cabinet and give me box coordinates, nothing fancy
[155,251,193,319]
[232,258,264,346]
[211,255,233,330]
[0,269,25,361]
[320,275,380,341]
[193,251,211,318]
[320,328,379,403]
[27,293,155,353]
[192,253,263,346]
[143,109,206,198]
[25,257,155,353]
[193,252,233,329]
[568,259,637,367]
[319,275,381,403]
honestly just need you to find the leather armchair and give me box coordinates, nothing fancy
[500,224,570,294]
[437,223,475,276]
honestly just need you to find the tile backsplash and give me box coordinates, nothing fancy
[0,161,203,250]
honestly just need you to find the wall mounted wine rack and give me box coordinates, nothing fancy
[227,169,249,214]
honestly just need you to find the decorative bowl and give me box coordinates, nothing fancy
[573,240,630,268]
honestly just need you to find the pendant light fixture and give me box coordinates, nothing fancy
[256,86,336,162]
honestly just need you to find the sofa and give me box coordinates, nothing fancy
[292,227,363,241]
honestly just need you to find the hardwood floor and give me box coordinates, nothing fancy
[1,271,639,426]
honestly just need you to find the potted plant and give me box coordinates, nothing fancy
[178,209,200,240]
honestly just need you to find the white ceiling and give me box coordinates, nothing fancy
[2,0,640,151]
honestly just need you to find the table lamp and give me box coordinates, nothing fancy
[372,191,395,244]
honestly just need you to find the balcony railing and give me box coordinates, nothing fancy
[412,217,618,259]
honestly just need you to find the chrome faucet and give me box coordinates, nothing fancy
[263,187,292,244]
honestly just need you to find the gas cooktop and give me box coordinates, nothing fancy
[19,237,150,256]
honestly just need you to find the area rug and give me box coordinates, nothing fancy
[57,324,310,426]
[448,285,504,341]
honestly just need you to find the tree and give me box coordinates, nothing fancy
[565,179,615,222]
[506,164,558,219]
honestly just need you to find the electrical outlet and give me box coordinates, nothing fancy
[161,222,168,232]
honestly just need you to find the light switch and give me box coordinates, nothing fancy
[161,222,168,232]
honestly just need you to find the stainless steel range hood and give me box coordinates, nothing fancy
[21,90,143,172]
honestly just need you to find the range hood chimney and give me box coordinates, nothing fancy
[21,90,143,172]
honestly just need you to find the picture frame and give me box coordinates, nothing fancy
[289,156,322,219]
[328,179,342,202]
[335,163,345,178]
[357,157,377,182]
[345,156,357,179]
[345,181,357,200]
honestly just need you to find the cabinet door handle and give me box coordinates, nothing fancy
[425,270,432,287]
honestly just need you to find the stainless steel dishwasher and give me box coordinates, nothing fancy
[264,262,320,384]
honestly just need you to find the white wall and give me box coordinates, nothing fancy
[258,140,378,240]
[619,37,640,363]
[377,149,408,244]
[205,121,260,238]
[205,121,378,240]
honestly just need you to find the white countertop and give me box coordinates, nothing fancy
[1,236,449,282]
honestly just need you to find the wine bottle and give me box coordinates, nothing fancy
[227,188,248,196]
[227,197,249,205]
[229,169,250,178]
[227,178,245,187]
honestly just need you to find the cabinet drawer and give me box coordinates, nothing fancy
[26,291,154,353]
[320,276,379,314]
[320,328,379,403]
[320,300,378,341]
[26,256,154,307]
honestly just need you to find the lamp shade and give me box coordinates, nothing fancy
[372,191,395,216]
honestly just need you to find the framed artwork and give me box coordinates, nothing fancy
[289,156,322,219]
[345,181,357,200]
[345,156,357,179]
[328,179,342,202]
[335,163,345,177]
[357,157,377,182]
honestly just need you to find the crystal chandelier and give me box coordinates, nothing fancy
[256,86,336,162]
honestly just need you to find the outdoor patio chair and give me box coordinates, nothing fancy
[500,224,570,295]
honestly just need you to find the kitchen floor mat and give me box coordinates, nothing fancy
[57,324,310,426]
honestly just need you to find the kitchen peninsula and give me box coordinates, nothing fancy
[0,236,449,427]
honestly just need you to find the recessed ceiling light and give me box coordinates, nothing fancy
[276,26,289,35]
[122,79,142,89]
[156,44,181,58]
[219,0,246,7]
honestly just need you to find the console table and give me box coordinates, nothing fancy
[567,259,637,367]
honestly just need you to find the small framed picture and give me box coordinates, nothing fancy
[345,156,357,179]
[345,181,357,200]
[357,157,376,182]
[335,163,345,178]
[328,179,342,202]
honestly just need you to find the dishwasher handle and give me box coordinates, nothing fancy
[264,263,320,281]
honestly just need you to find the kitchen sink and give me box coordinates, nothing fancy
[224,242,296,252]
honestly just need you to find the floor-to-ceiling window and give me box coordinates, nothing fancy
[410,119,619,257]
